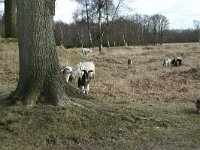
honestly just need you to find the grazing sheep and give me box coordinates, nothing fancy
[163,57,182,67]
[176,57,182,67]
[128,59,132,68]
[195,97,200,114]
[61,66,73,82]
[78,70,94,94]
[163,58,172,67]
[171,57,182,67]
[82,48,92,56]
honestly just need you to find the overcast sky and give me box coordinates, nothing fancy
[54,0,200,29]
[0,0,199,29]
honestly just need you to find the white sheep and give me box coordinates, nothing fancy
[70,61,95,83]
[82,48,92,56]
[61,66,73,82]
[163,58,172,67]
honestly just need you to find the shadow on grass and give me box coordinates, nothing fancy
[0,93,13,107]
[181,108,199,115]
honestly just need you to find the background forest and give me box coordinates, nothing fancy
[0,0,200,49]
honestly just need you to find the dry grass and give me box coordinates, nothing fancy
[1,41,200,104]
[66,43,200,104]
[1,39,200,149]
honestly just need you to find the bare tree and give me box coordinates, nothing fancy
[104,0,122,47]
[150,14,160,45]
[85,0,93,47]
[141,15,150,45]
[74,0,93,47]
[193,20,200,44]
[76,0,105,53]
[158,15,169,45]
[74,0,123,53]
[0,4,3,38]
[105,0,110,47]
[97,0,105,53]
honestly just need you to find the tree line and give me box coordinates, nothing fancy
[54,15,199,48]
[0,0,200,48]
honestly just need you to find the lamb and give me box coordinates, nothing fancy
[61,66,73,82]
[78,70,94,94]
[77,62,95,94]
[82,48,92,56]
[128,59,132,68]
[163,58,172,67]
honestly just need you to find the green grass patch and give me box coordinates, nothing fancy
[0,100,199,149]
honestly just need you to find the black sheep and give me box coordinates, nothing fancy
[78,70,94,94]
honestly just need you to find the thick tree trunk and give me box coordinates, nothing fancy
[10,0,70,106]
[4,0,17,38]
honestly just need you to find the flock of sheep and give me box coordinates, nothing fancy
[61,61,95,94]
[163,57,182,67]
[60,48,95,94]
[60,47,200,114]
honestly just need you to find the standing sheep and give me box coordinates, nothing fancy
[163,58,172,67]
[82,48,92,56]
[176,57,182,67]
[61,66,73,82]
[171,57,182,67]
[163,57,182,67]
[70,61,95,83]
[128,59,132,68]
[77,62,95,94]
[78,70,94,94]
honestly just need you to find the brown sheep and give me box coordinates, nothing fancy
[128,59,132,68]
[195,98,200,114]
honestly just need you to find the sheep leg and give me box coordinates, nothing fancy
[81,86,86,94]
[85,84,90,94]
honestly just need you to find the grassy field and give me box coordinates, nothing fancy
[0,39,200,149]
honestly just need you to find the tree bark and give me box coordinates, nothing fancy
[4,0,17,38]
[10,0,70,106]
